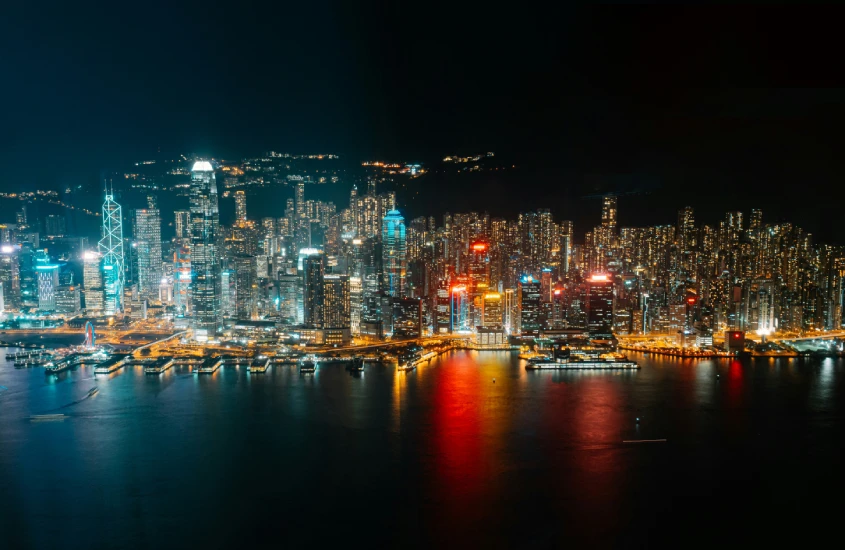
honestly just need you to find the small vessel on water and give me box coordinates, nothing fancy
[345,357,364,372]
[299,357,316,373]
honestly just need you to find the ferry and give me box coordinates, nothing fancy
[299,358,316,373]
[345,357,364,372]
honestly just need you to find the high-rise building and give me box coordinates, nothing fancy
[36,263,59,311]
[519,275,542,336]
[303,252,325,328]
[234,254,257,320]
[55,285,81,315]
[174,211,190,240]
[482,292,503,326]
[82,250,104,314]
[381,210,406,297]
[450,284,470,332]
[234,190,247,225]
[323,274,351,329]
[189,161,221,335]
[44,215,66,237]
[586,273,614,336]
[99,191,125,316]
[0,245,21,311]
[133,207,162,299]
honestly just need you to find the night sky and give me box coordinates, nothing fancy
[2,4,844,239]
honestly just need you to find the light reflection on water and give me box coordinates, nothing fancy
[1,347,844,547]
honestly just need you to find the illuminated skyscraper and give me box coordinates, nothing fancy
[381,210,407,297]
[303,252,325,328]
[586,273,614,336]
[0,245,21,311]
[323,274,351,329]
[36,263,59,311]
[99,190,125,316]
[234,190,247,224]
[133,207,162,299]
[450,284,470,332]
[174,210,190,240]
[189,161,221,334]
[482,292,503,326]
[82,250,104,314]
[519,275,542,336]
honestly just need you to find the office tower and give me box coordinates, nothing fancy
[519,275,542,336]
[560,220,573,274]
[295,182,305,219]
[435,279,451,334]
[174,211,190,240]
[503,288,517,333]
[450,284,470,332]
[189,161,221,334]
[44,215,66,237]
[55,285,81,315]
[0,245,20,311]
[349,275,362,334]
[16,206,27,229]
[586,273,614,335]
[381,210,407,297]
[303,252,325,328]
[234,254,257,320]
[323,274,350,329]
[133,207,162,299]
[36,263,59,311]
[392,297,422,338]
[173,247,191,315]
[219,269,235,317]
[601,194,617,243]
[482,292,503,326]
[235,190,247,224]
[278,274,299,325]
[99,190,125,316]
[82,250,104,313]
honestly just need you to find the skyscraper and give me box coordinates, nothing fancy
[82,250,104,314]
[519,275,542,336]
[0,245,21,311]
[381,209,407,297]
[174,210,190,241]
[586,273,614,336]
[36,263,59,311]
[189,161,221,335]
[134,207,162,299]
[99,190,125,316]
[303,252,325,328]
[235,190,247,224]
[323,274,351,329]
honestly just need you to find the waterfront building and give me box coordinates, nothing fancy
[133,206,162,300]
[382,210,407,297]
[585,273,614,336]
[189,161,222,335]
[99,191,125,316]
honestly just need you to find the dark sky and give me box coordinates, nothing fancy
[3,4,845,238]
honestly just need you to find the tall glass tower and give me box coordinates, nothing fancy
[189,161,221,335]
[99,191,125,316]
[381,209,406,298]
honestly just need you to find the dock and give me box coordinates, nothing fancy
[249,356,271,373]
[93,354,130,374]
[197,356,222,374]
[525,361,640,370]
[144,357,174,374]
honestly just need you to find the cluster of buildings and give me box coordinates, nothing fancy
[1,159,842,347]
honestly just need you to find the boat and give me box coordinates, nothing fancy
[299,358,316,373]
[345,357,364,372]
